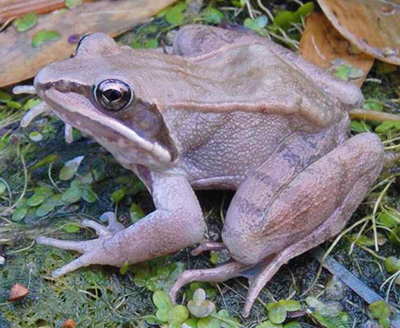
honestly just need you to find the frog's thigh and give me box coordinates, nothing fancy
[222,132,384,266]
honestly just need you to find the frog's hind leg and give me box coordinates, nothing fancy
[171,132,385,317]
[224,132,384,316]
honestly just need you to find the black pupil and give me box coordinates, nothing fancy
[103,89,122,102]
[95,79,133,111]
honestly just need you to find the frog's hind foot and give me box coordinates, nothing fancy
[36,212,125,278]
[170,261,245,304]
[170,257,279,317]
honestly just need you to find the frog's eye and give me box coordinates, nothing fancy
[94,79,134,111]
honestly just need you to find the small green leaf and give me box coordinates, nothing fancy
[32,30,60,48]
[61,187,82,203]
[59,155,84,180]
[27,194,45,207]
[256,321,283,328]
[22,98,41,110]
[350,121,370,133]
[156,307,169,322]
[119,261,130,275]
[203,8,224,24]
[111,187,127,203]
[13,12,38,32]
[274,11,295,29]
[244,17,268,35]
[34,186,54,198]
[267,303,287,324]
[65,0,82,9]
[283,322,301,328]
[389,226,400,245]
[363,101,383,111]
[30,154,60,171]
[171,305,189,323]
[378,317,391,328]
[198,317,221,328]
[7,101,22,109]
[130,41,142,49]
[295,2,315,18]
[369,300,392,320]
[188,300,215,318]
[129,202,145,222]
[153,290,173,310]
[193,288,206,302]
[165,4,185,25]
[35,201,56,217]
[29,131,43,142]
[0,91,12,103]
[82,187,97,203]
[333,65,351,81]
[254,16,268,29]
[375,121,394,133]
[183,318,199,328]
[278,299,301,312]
[384,256,400,274]
[63,223,80,233]
[12,207,29,221]
[0,182,6,196]
[145,315,164,325]
[232,0,246,8]
[143,39,158,49]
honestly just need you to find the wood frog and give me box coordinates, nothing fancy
[19,25,390,316]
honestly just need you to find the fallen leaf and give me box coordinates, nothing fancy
[0,0,94,22]
[62,319,77,328]
[317,0,400,65]
[0,0,177,87]
[299,12,374,86]
[8,283,29,301]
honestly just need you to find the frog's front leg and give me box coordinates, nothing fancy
[171,132,384,316]
[37,171,206,277]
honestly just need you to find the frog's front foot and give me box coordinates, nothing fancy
[36,212,126,278]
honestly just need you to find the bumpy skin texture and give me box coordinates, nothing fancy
[33,25,385,316]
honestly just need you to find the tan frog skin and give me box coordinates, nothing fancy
[27,25,387,316]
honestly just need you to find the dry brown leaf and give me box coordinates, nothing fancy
[0,0,94,22]
[62,319,77,328]
[8,283,29,301]
[0,0,177,87]
[299,12,374,86]
[317,0,400,65]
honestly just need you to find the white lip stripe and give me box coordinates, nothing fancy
[65,104,172,164]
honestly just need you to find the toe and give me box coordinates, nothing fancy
[99,212,124,233]
[36,236,87,252]
[81,219,110,237]
[52,254,93,277]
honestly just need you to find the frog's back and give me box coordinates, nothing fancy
[172,24,364,114]
[127,29,361,129]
